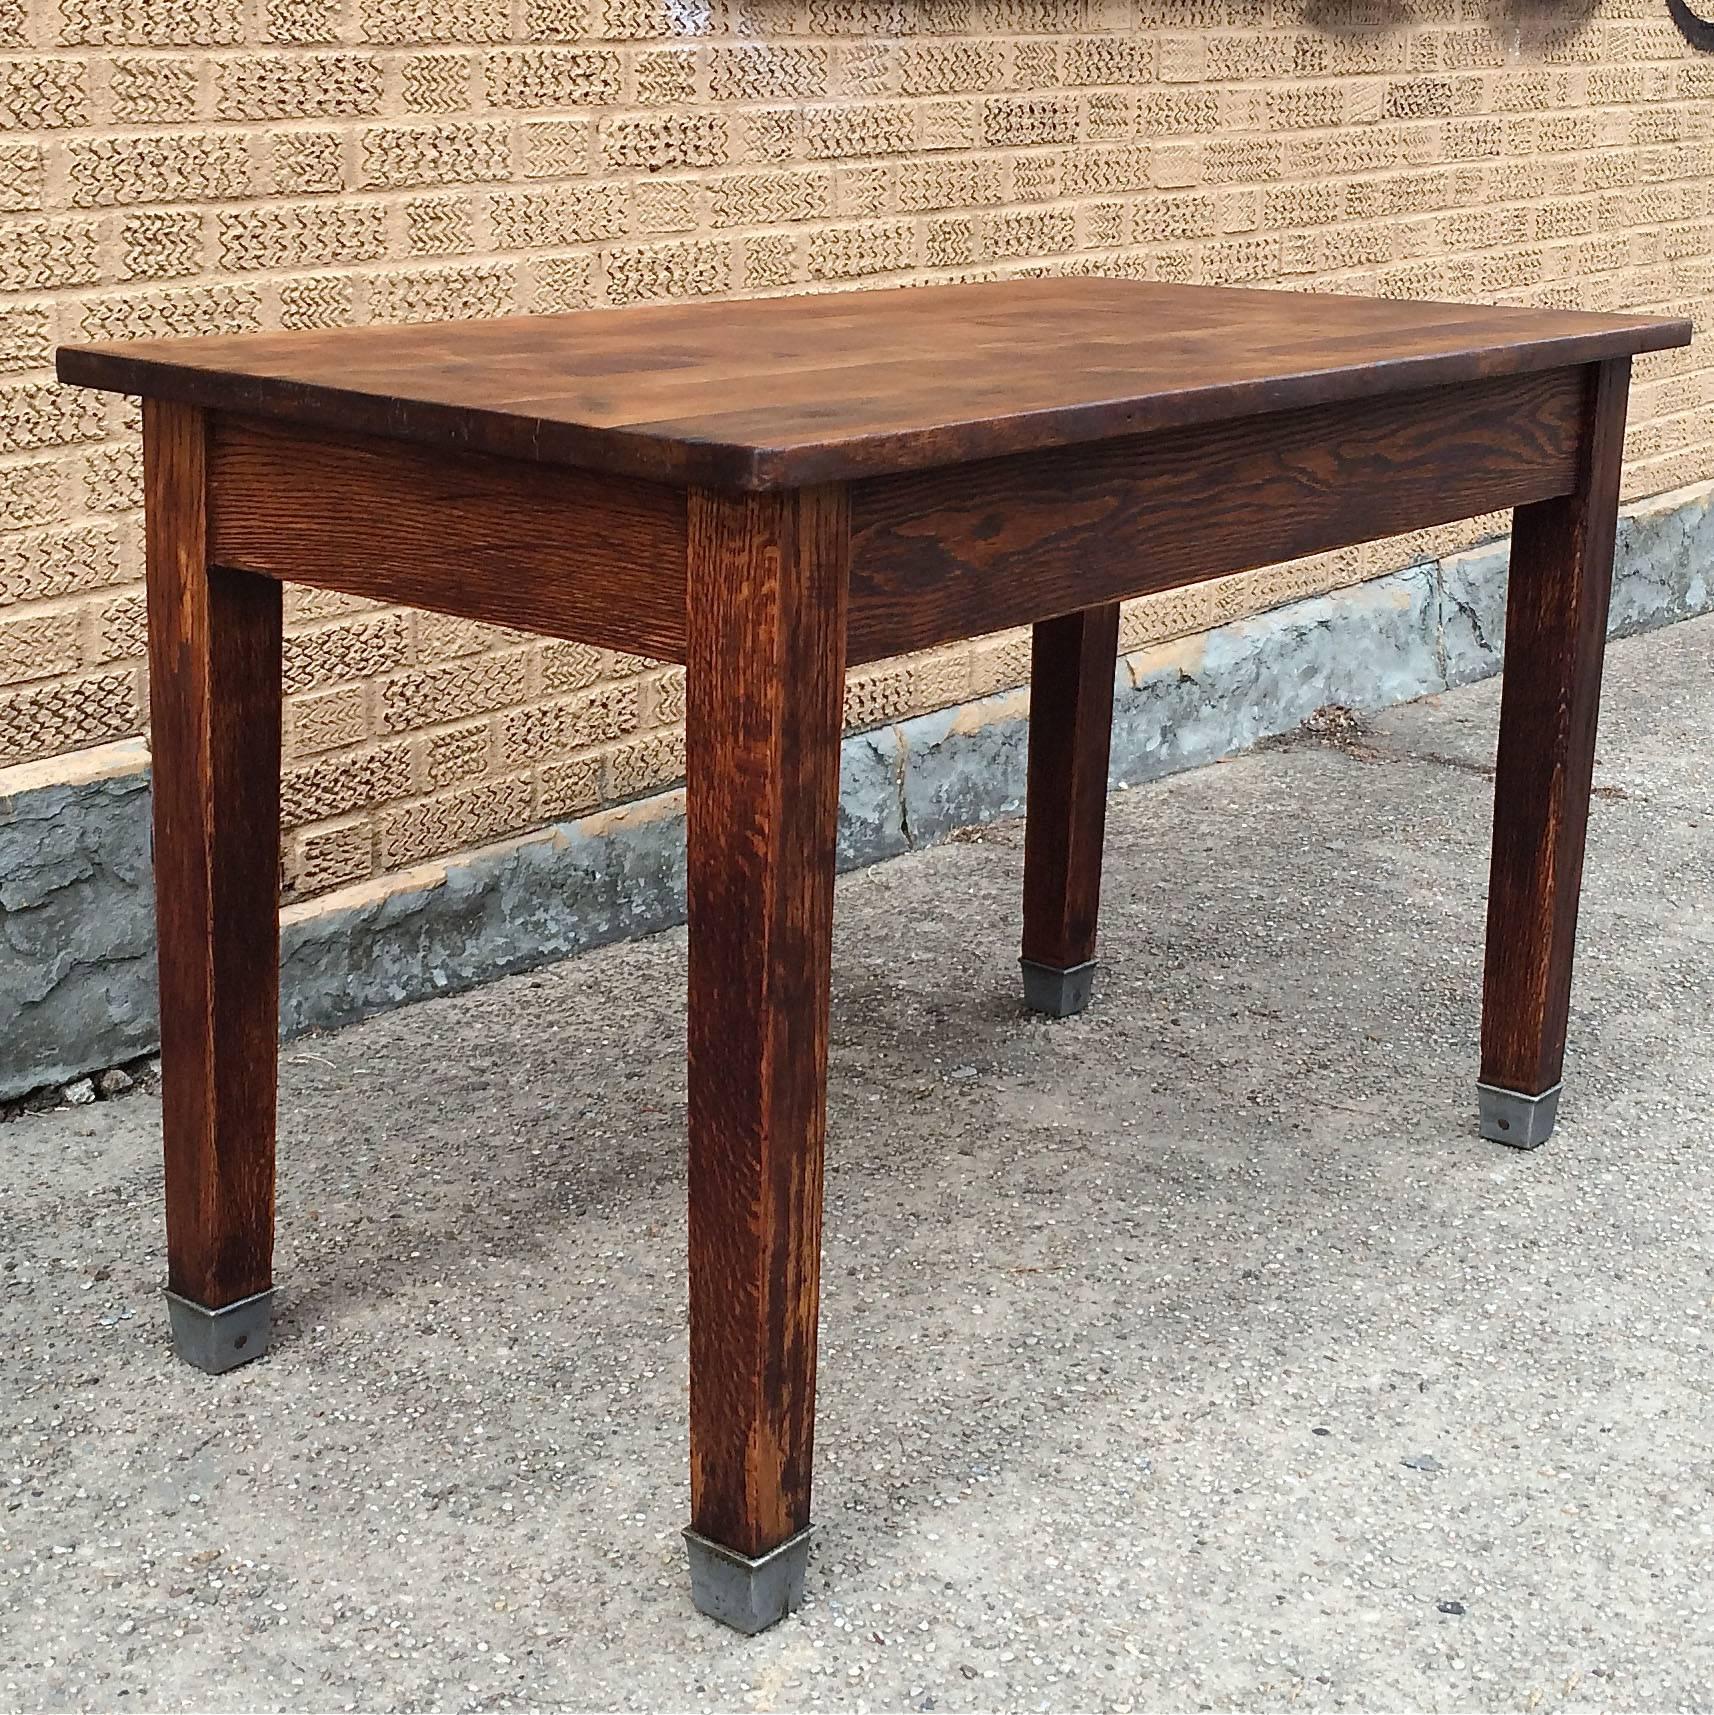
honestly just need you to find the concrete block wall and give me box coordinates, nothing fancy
[0,0,1710,912]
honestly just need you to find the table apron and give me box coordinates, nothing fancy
[203,365,1585,671]
[844,366,1586,664]
[206,411,691,663]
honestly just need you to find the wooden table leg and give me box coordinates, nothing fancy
[683,485,849,1633]
[1479,357,1630,1148]
[143,399,283,1370]
[1021,602,1121,1017]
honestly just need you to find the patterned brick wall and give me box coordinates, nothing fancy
[0,0,1709,899]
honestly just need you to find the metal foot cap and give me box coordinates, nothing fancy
[1477,1081,1562,1150]
[1021,957,1097,1018]
[684,1524,814,1634]
[164,1287,273,1374]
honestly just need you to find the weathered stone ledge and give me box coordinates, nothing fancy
[3,479,1710,1101]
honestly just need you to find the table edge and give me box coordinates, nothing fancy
[57,316,1692,492]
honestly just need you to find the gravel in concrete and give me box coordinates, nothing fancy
[4,617,1714,1714]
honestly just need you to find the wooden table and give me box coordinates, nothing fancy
[59,279,1691,1632]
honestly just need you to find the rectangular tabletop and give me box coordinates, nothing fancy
[56,278,1690,490]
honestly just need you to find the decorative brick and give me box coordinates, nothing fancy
[710,43,827,100]
[379,774,535,869]
[359,0,509,43]
[595,0,710,40]
[808,219,913,280]
[485,48,622,108]
[283,740,415,829]
[1062,35,1151,85]
[983,206,1075,259]
[404,193,477,256]
[285,684,368,761]
[422,719,491,790]
[633,47,698,105]
[599,111,726,172]
[739,107,799,163]
[401,52,472,112]
[369,262,515,323]
[499,682,641,767]
[218,202,385,271]
[106,54,198,123]
[647,668,685,725]
[982,94,1077,146]
[538,640,609,693]
[60,0,242,46]
[0,217,100,291]
[216,53,384,120]
[740,232,797,290]
[0,0,1701,891]
[709,168,831,228]
[603,238,731,305]
[0,383,105,453]
[67,131,252,208]
[287,612,411,695]
[0,608,81,687]
[0,304,51,374]
[520,122,595,185]
[79,440,143,512]
[489,183,626,248]
[526,253,598,311]
[279,274,359,328]
[805,101,916,158]
[604,727,685,800]
[0,142,45,211]
[360,120,509,189]
[378,649,528,732]
[74,283,262,341]
[87,588,144,664]
[286,822,370,895]
[415,612,502,663]
[0,524,120,606]
[0,455,65,534]
[538,753,602,819]
[262,0,341,43]
[0,57,91,128]
[895,156,1003,210]
[0,668,137,767]
[270,129,346,194]
[630,180,697,235]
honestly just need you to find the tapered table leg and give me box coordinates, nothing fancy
[1021,602,1121,1017]
[144,399,283,1370]
[1480,357,1630,1148]
[683,485,848,1633]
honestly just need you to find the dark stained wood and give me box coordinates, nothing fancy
[1481,358,1630,1098]
[1022,604,1121,976]
[846,367,1584,664]
[143,399,283,1310]
[685,484,849,1557]
[208,414,687,663]
[58,278,1689,491]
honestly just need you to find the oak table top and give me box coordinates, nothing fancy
[56,277,1690,490]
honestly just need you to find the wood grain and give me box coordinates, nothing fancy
[685,483,849,1557]
[1022,604,1121,975]
[847,367,1585,664]
[1481,358,1630,1097]
[144,399,282,1310]
[208,414,687,662]
[58,278,1689,490]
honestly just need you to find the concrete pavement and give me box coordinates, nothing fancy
[4,615,1713,1712]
